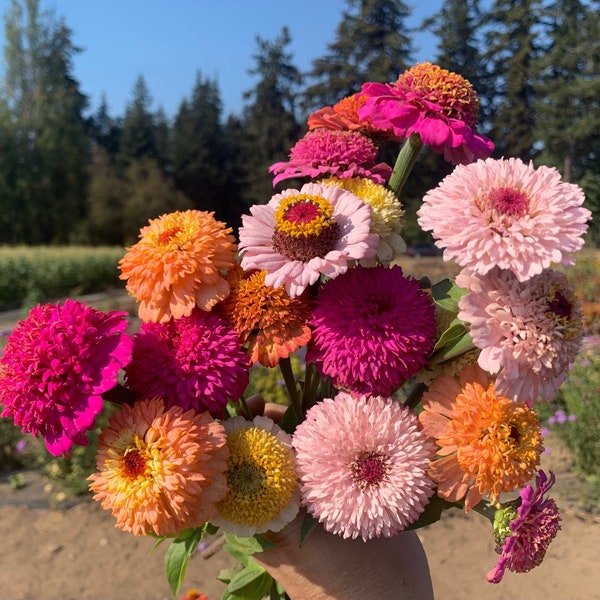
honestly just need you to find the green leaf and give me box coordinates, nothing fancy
[300,512,318,546]
[224,532,267,556]
[278,403,300,434]
[431,278,467,312]
[406,495,463,530]
[225,561,272,599]
[164,526,207,598]
[428,319,475,365]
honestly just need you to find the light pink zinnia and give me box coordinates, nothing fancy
[292,392,435,541]
[358,62,494,165]
[0,300,133,456]
[418,158,591,282]
[487,470,561,583]
[124,309,249,417]
[268,129,392,186]
[457,267,584,404]
[238,182,379,297]
[306,265,437,396]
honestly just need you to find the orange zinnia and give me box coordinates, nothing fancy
[419,365,543,512]
[89,398,229,536]
[119,210,236,323]
[217,267,312,367]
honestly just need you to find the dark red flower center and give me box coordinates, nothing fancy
[350,450,390,490]
[548,291,572,320]
[157,226,182,246]
[489,187,529,217]
[120,449,148,479]
[284,202,321,224]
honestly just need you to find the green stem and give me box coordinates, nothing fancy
[238,395,253,420]
[279,356,302,421]
[302,362,321,411]
[388,133,424,197]
[404,381,427,410]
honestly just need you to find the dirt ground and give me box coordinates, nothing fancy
[1,432,598,600]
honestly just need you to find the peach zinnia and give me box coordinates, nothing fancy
[89,398,229,536]
[119,210,236,323]
[419,365,543,512]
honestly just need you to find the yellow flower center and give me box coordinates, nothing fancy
[217,426,297,527]
[395,62,480,126]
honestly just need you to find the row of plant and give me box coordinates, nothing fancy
[0,246,125,311]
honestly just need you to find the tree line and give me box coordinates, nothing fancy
[0,0,598,247]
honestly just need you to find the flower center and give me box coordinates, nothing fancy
[350,450,390,490]
[228,462,266,495]
[119,447,148,480]
[488,187,529,217]
[395,62,480,126]
[272,194,340,261]
[547,290,572,320]
[156,226,183,247]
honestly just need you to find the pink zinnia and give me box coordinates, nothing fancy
[457,267,584,404]
[292,392,435,541]
[268,129,392,186]
[358,62,494,164]
[487,470,561,583]
[0,300,132,456]
[306,265,437,396]
[418,158,591,282]
[238,182,379,297]
[124,309,249,417]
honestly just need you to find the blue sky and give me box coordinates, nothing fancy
[0,0,444,119]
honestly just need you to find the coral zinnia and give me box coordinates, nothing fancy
[487,470,561,583]
[457,267,584,404]
[238,182,379,297]
[124,309,250,417]
[419,365,543,512]
[358,62,494,164]
[306,265,436,396]
[217,267,312,367]
[292,392,435,541]
[119,210,236,323]
[268,129,392,186]
[89,397,229,536]
[418,158,591,281]
[212,415,300,537]
[0,300,132,456]
[321,177,406,265]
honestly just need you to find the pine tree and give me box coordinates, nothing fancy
[302,0,413,111]
[0,0,90,244]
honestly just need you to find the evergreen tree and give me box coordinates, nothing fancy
[240,27,302,207]
[302,0,414,111]
[0,0,90,244]
[481,0,543,160]
[90,95,122,160]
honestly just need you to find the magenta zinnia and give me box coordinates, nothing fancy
[89,397,229,536]
[487,470,561,583]
[306,265,436,396]
[124,309,250,417]
[292,392,435,541]
[358,62,494,164]
[238,182,379,297]
[268,129,392,186]
[0,300,132,456]
[457,267,584,404]
[418,158,590,281]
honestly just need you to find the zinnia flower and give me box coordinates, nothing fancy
[292,392,435,541]
[212,415,300,537]
[457,267,584,404]
[0,300,132,456]
[306,265,437,396]
[124,309,250,417]
[417,158,591,281]
[89,397,229,536]
[487,470,561,583]
[217,267,312,367]
[419,364,543,512]
[358,62,494,164]
[238,182,379,297]
[268,129,392,186]
[119,210,237,323]
[321,176,406,265]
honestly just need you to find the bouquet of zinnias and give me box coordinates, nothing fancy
[0,62,591,598]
